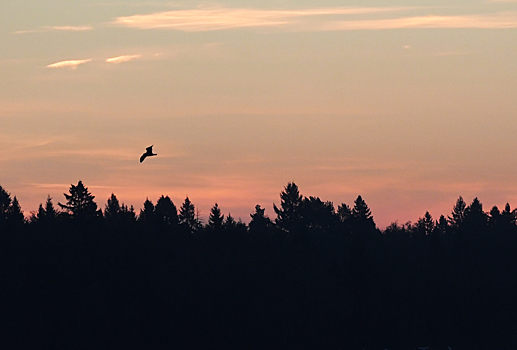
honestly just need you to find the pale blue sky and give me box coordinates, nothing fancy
[1,1,517,226]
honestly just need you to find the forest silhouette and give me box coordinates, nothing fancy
[1,180,517,349]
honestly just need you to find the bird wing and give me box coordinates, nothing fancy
[146,145,153,153]
[140,153,147,163]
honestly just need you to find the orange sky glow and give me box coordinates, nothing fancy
[1,1,517,227]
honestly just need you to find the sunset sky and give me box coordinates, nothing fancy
[1,0,517,227]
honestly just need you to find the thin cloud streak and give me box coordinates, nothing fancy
[46,59,92,69]
[52,25,93,31]
[106,55,142,63]
[112,7,517,31]
[324,12,517,30]
[112,7,417,31]
[25,182,78,190]
[433,51,472,57]
[14,25,93,34]
[46,148,137,160]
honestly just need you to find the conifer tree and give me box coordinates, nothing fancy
[179,196,200,232]
[139,198,155,224]
[337,203,353,234]
[58,181,99,219]
[155,195,178,228]
[0,184,12,224]
[7,196,25,228]
[121,204,137,223]
[435,215,449,235]
[500,203,516,227]
[35,195,58,224]
[35,204,45,222]
[416,211,434,236]
[273,182,303,233]
[352,195,373,221]
[302,196,337,232]
[44,195,57,219]
[208,203,224,231]
[337,203,352,222]
[224,213,237,229]
[463,197,487,232]
[489,205,501,227]
[448,196,467,229]
[249,204,272,233]
[105,193,121,221]
[350,195,376,234]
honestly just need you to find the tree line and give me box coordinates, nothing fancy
[3,180,516,237]
[2,180,517,349]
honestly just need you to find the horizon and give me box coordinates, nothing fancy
[2,1,517,228]
[0,179,512,229]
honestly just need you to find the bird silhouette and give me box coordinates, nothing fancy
[140,145,157,163]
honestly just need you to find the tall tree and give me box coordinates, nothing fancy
[337,203,352,222]
[273,182,303,233]
[179,196,200,233]
[352,195,373,221]
[138,198,155,224]
[224,213,236,228]
[221,213,247,234]
[104,193,136,228]
[302,196,337,233]
[249,204,272,234]
[6,196,25,229]
[435,214,449,235]
[104,193,121,221]
[463,197,487,233]
[448,196,467,230]
[415,211,434,236]
[351,195,375,230]
[208,203,224,231]
[34,204,45,224]
[500,203,516,229]
[44,195,57,219]
[489,205,501,227]
[155,195,178,229]
[58,181,99,219]
[121,204,137,224]
[0,184,12,225]
[34,195,58,225]
[337,203,353,234]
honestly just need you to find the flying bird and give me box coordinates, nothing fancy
[140,145,157,163]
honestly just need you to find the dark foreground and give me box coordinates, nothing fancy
[1,181,517,349]
[2,223,517,350]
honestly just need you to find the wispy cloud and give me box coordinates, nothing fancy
[47,148,137,160]
[324,12,517,30]
[87,2,178,8]
[106,55,142,63]
[112,7,417,31]
[14,25,93,34]
[112,7,517,31]
[52,25,93,31]
[432,51,472,57]
[46,59,92,69]
[25,183,76,190]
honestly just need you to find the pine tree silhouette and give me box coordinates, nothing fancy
[273,182,303,233]
[58,181,99,219]
[208,203,224,232]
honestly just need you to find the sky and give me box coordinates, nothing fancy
[1,0,517,227]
